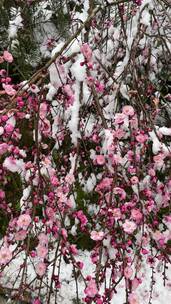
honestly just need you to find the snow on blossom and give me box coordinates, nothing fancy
[49,60,67,89]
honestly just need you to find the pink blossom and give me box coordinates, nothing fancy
[114,187,126,200]
[70,244,78,255]
[131,209,142,222]
[4,123,14,133]
[141,248,149,255]
[51,176,59,186]
[84,279,98,298]
[96,82,105,93]
[153,153,165,163]
[0,143,8,155]
[32,299,41,304]
[0,247,12,265]
[122,105,135,116]
[96,155,105,165]
[39,102,47,119]
[36,245,48,259]
[114,128,125,139]
[0,190,5,199]
[38,233,48,246]
[80,43,92,62]
[114,113,126,124]
[136,134,148,143]
[124,266,133,279]
[3,157,24,172]
[111,154,122,165]
[61,228,68,239]
[15,230,27,241]
[3,50,13,63]
[123,220,137,234]
[76,210,88,227]
[46,207,55,220]
[111,208,121,219]
[30,84,40,94]
[2,84,16,96]
[130,176,139,185]
[35,262,46,277]
[148,168,156,176]
[65,173,75,184]
[63,84,74,97]
[132,278,141,290]
[17,214,31,229]
[128,292,139,304]
[40,119,51,136]
[90,231,104,241]
[96,178,113,191]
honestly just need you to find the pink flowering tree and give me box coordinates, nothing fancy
[0,0,171,303]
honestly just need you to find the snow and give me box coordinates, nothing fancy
[3,157,25,173]
[20,186,31,211]
[149,130,171,154]
[83,173,96,192]
[67,82,81,145]
[8,8,23,39]
[70,54,86,81]
[1,249,171,303]
[45,83,57,101]
[159,127,171,136]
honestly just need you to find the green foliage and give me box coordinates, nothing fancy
[51,7,71,39]
[0,211,9,238]
[4,172,23,212]
[72,298,84,304]
[0,5,9,51]
[0,172,22,238]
